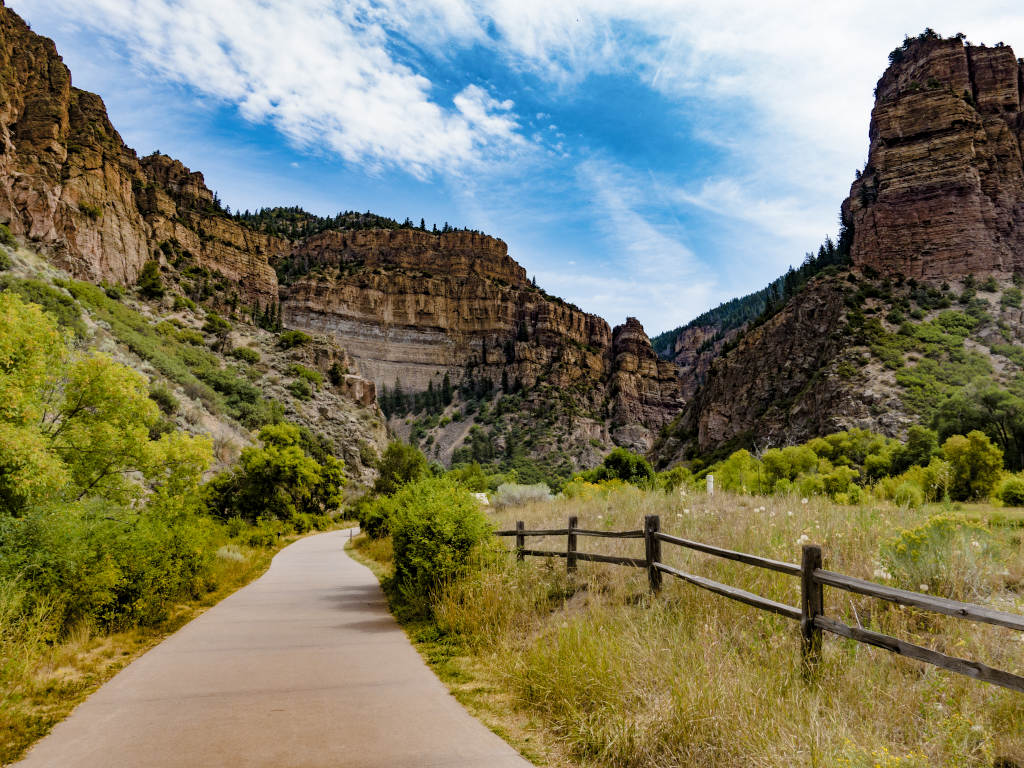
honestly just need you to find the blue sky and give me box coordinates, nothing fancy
[13,1,1024,335]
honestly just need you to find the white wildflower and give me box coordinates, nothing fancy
[796,534,811,546]
[919,584,930,592]
[970,539,981,550]
[873,567,893,581]
[801,498,809,504]
[787,510,794,517]
[684,508,690,515]
[676,513,683,518]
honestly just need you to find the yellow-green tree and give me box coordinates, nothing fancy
[0,292,212,515]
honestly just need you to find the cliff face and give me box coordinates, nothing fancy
[0,2,681,464]
[845,38,1024,279]
[0,6,281,307]
[281,233,683,453]
[656,34,1024,465]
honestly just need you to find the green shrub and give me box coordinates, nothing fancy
[357,495,394,539]
[288,363,323,388]
[892,481,924,509]
[579,447,654,486]
[1002,286,1023,308]
[149,383,179,415]
[0,251,10,271]
[655,465,693,492]
[287,379,312,400]
[203,423,345,524]
[137,260,164,299]
[880,514,996,600]
[0,223,16,248]
[941,430,1002,500]
[77,202,102,220]
[230,347,261,364]
[202,311,231,335]
[278,330,312,349]
[389,477,491,613]
[980,276,999,292]
[374,441,428,496]
[996,474,1024,506]
[328,362,347,385]
[0,276,87,337]
[0,503,217,631]
[172,295,196,311]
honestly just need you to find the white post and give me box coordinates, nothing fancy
[706,473,714,496]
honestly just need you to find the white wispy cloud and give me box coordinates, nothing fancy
[22,0,524,179]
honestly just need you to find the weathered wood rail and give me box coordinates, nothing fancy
[495,514,1024,693]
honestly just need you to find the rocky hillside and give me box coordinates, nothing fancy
[0,2,681,476]
[655,31,1024,466]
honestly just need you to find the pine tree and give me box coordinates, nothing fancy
[441,372,452,405]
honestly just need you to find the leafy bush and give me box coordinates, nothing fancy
[389,477,491,614]
[491,483,552,508]
[229,346,261,364]
[203,423,345,524]
[374,441,428,496]
[578,447,654,486]
[287,379,312,400]
[996,473,1024,506]
[0,223,16,248]
[0,503,217,631]
[0,276,87,337]
[278,330,311,349]
[137,260,164,299]
[355,495,394,539]
[288,363,323,388]
[202,311,231,335]
[655,465,693,492]
[1001,286,1022,308]
[880,515,997,600]
[149,383,179,415]
[0,251,9,271]
[941,430,1002,500]
[172,295,196,311]
[328,362,347,385]
[892,481,924,509]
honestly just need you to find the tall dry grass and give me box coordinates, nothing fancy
[428,486,1024,766]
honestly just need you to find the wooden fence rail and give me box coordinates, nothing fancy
[495,514,1024,694]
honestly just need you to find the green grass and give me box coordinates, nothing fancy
[358,487,1024,767]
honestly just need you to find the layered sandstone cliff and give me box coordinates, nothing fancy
[845,38,1024,279]
[656,34,1024,464]
[281,233,682,452]
[0,5,281,307]
[0,2,682,462]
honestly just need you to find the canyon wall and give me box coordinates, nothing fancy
[0,5,281,308]
[845,38,1024,279]
[0,2,682,459]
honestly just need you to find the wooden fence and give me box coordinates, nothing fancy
[496,514,1024,693]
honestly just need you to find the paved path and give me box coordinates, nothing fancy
[14,530,532,768]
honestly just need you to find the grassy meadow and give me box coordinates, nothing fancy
[357,484,1024,767]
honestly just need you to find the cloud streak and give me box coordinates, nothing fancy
[26,0,525,179]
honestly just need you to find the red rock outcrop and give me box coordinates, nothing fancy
[845,38,1024,279]
[0,5,280,307]
[610,318,685,447]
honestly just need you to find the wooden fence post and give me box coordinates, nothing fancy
[645,515,662,593]
[516,520,525,561]
[567,515,578,573]
[800,544,824,671]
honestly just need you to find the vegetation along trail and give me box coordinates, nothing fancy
[13,529,531,768]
